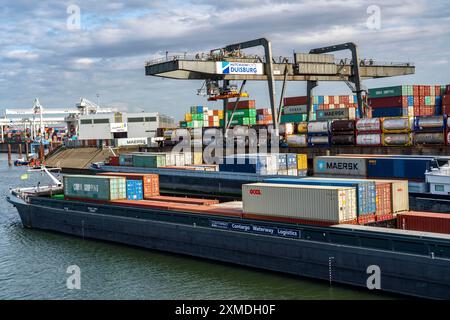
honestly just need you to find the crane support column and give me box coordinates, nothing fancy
[223,80,230,137]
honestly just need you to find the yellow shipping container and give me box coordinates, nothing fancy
[297,154,308,170]
[185,113,192,122]
[297,122,308,133]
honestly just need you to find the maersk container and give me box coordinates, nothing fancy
[242,183,357,223]
[63,175,126,201]
[307,121,329,134]
[308,135,330,146]
[414,132,445,145]
[382,117,411,133]
[316,108,356,121]
[382,133,411,146]
[314,156,368,177]
[367,157,436,181]
[119,154,134,166]
[414,116,445,131]
[356,134,381,146]
[356,118,381,133]
[286,134,307,147]
[264,178,376,216]
[132,154,166,168]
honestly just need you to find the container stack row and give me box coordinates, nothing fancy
[180,106,225,128]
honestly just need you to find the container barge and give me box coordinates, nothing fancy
[6,174,450,300]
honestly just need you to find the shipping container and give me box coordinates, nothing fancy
[283,105,308,114]
[286,134,308,147]
[63,175,126,201]
[280,114,308,123]
[369,96,404,108]
[219,154,279,175]
[414,116,445,131]
[314,156,368,177]
[284,96,308,106]
[382,117,411,133]
[119,154,134,166]
[132,154,166,168]
[413,132,445,145]
[308,121,329,134]
[375,182,392,217]
[331,120,356,133]
[97,172,160,198]
[382,133,412,146]
[108,156,119,166]
[226,100,256,110]
[242,183,357,224]
[126,179,143,200]
[296,154,308,170]
[316,108,356,120]
[397,212,450,235]
[264,178,376,216]
[308,135,330,146]
[306,177,408,214]
[367,157,436,181]
[369,86,408,98]
[356,118,381,133]
[331,134,355,146]
[356,134,382,146]
[372,107,405,118]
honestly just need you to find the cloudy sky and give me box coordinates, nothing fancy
[0,0,449,120]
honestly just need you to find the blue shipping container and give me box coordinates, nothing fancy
[286,154,297,169]
[371,107,403,118]
[367,157,437,181]
[126,179,143,200]
[263,178,376,216]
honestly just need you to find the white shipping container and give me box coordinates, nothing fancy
[242,183,357,223]
[286,134,307,147]
[283,105,308,114]
[308,121,329,134]
[356,134,381,146]
[382,117,411,132]
[356,118,381,132]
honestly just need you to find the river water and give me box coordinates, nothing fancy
[0,154,394,300]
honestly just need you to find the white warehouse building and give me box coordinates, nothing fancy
[72,112,175,140]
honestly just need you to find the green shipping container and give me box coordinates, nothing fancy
[187,121,194,128]
[63,175,126,201]
[227,109,257,118]
[369,85,409,98]
[132,154,166,168]
[280,114,308,123]
[180,121,187,128]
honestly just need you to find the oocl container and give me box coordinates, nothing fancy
[264,178,376,216]
[397,211,450,235]
[356,134,381,146]
[64,175,126,201]
[382,133,411,146]
[286,134,307,147]
[242,183,357,224]
[356,118,381,133]
[314,156,368,177]
[307,121,329,134]
[382,117,411,133]
[414,132,445,145]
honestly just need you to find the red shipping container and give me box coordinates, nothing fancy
[369,96,403,108]
[329,96,335,104]
[98,172,160,197]
[413,85,419,96]
[443,95,450,105]
[444,105,450,116]
[446,85,450,94]
[375,182,392,216]
[397,212,450,235]
[108,156,119,166]
[419,86,425,96]
[226,100,256,110]
[435,85,442,96]
[284,96,307,106]
[424,86,431,96]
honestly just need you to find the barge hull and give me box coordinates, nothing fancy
[8,197,450,299]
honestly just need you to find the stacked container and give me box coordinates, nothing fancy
[264,178,376,224]
[296,154,308,177]
[355,118,382,146]
[307,121,330,147]
[98,172,160,199]
[183,106,224,128]
[330,120,356,146]
[63,175,127,201]
[281,96,308,123]
[219,154,279,175]
[256,109,273,125]
[226,100,257,126]
[132,154,166,168]
[381,117,412,146]
[242,183,357,226]
[413,116,446,145]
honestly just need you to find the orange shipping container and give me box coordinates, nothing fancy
[98,172,160,197]
[397,211,450,235]
[226,100,256,110]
